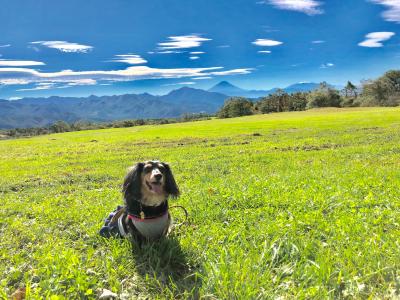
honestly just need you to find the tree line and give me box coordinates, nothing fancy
[217,70,400,118]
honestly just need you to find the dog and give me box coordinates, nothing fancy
[100,161,180,243]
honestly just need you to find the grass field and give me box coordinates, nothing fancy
[1,107,400,299]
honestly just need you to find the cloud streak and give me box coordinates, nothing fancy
[320,62,334,68]
[31,41,93,53]
[111,54,147,64]
[262,0,323,15]
[158,35,211,50]
[252,39,283,46]
[370,0,400,23]
[358,31,395,47]
[0,60,45,67]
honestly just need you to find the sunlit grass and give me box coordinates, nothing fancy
[1,107,399,298]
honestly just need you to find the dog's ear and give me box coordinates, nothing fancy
[122,162,144,202]
[162,162,180,198]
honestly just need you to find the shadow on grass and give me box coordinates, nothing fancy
[131,236,202,298]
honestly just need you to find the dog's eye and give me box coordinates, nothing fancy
[144,166,152,173]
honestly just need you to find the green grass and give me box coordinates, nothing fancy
[1,107,399,299]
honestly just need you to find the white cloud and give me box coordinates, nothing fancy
[263,0,323,15]
[17,82,57,91]
[158,35,211,50]
[189,56,200,60]
[258,50,272,53]
[320,62,335,68]
[370,0,400,23]
[31,41,93,53]
[252,39,283,46]
[211,68,254,76]
[163,81,195,86]
[0,44,11,48]
[190,51,205,54]
[0,65,224,86]
[0,79,31,85]
[358,31,395,47]
[193,76,212,80]
[312,40,325,44]
[9,97,22,100]
[0,60,45,67]
[111,54,147,64]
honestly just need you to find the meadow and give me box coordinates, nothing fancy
[0,107,399,299]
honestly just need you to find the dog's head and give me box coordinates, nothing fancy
[122,161,180,206]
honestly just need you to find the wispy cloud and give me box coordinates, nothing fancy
[312,40,325,44]
[358,31,395,47]
[16,79,98,91]
[31,41,93,53]
[369,0,400,23]
[0,44,11,48]
[0,79,31,85]
[189,56,200,60]
[158,35,211,50]
[258,50,272,53]
[0,66,224,87]
[252,39,283,46]
[211,68,254,76]
[111,54,147,64]
[262,0,323,15]
[17,82,57,91]
[193,76,212,80]
[190,51,205,54]
[0,60,45,67]
[163,81,195,86]
[155,50,184,54]
[320,62,334,68]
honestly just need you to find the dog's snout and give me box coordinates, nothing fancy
[154,173,162,180]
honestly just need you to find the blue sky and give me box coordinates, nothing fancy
[0,0,399,99]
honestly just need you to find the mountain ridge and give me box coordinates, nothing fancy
[0,81,326,129]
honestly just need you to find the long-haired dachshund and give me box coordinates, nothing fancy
[100,161,180,243]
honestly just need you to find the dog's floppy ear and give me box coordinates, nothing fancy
[162,162,180,198]
[122,162,144,202]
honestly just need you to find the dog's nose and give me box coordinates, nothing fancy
[155,173,162,181]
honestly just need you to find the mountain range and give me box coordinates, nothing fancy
[0,81,322,129]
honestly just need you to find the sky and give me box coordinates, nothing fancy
[0,0,399,99]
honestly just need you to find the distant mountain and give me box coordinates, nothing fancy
[0,81,329,129]
[209,81,321,98]
[284,82,321,94]
[209,81,247,96]
[0,87,228,129]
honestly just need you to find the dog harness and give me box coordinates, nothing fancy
[100,200,169,240]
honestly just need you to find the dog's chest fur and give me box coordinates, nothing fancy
[140,187,167,206]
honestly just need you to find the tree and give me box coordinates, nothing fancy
[306,84,342,109]
[359,70,400,106]
[49,120,71,133]
[217,97,254,118]
[343,81,358,98]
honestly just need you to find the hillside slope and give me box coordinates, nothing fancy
[1,107,399,298]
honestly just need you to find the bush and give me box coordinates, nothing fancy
[217,97,254,118]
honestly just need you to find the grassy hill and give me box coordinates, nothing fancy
[1,107,399,299]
